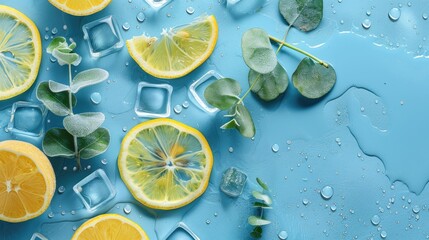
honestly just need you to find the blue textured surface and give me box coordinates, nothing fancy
[1,0,429,239]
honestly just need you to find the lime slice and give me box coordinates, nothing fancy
[118,118,213,210]
[0,5,42,100]
[126,15,218,79]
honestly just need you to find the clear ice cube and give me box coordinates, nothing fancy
[134,82,173,118]
[7,101,47,137]
[82,15,124,58]
[145,0,172,10]
[30,233,48,240]
[220,167,247,197]
[164,222,200,240]
[189,70,224,113]
[226,0,266,16]
[73,169,116,212]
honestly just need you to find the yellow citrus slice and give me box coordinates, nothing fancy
[126,15,218,79]
[118,118,213,210]
[48,0,112,16]
[0,5,42,100]
[72,214,149,240]
[0,140,55,223]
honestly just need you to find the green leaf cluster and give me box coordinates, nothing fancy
[248,178,273,239]
[203,0,337,138]
[36,37,110,169]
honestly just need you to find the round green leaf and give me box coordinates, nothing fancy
[36,82,76,116]
[242,28,277,74]
[77,127,110,159]
[71,69,109,93]
[42,128,75,158]
[204,78,241,110]
[64,112,105,137]
[221,103,255,138]
[249,62,288,101]
[292,57,336,99]
[279,0,323,32]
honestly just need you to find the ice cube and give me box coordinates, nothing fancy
[73,169,116,212]
[7,101,47,137]
[145,0,172,10]
[220,167,247,197]
[164,222,200,240]
[134,82,173,118]
[226,0,266,16]
[82,15,124,58]
[188,70,224,113]
[30,233,48,240]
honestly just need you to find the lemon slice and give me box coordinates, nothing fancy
[48,0,112,16]
[126,15,218,79]
[72,214,149,240]
[0,140,55,223]
[0,5,42,100]
[118,118,213,210]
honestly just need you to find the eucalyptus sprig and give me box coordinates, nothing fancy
[36,37,110,169]
[248,178,273,239]
[204,0,336,138]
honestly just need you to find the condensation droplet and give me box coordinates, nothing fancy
[302,198,309,205]
[186,7,195,15]
[228,147,234,153]
[58,186,65,194]
[90,92,102,105]
[413,205,420,214]
[388,8,401,21]
[206,219,211,224]
[101,159,108,165]
[278,230,288,239]
[51,27,58,35]
[362,19,372,29]
[380,230,387,238]
[136,12,146,23]
[123,204,132,214]
[272,144,279,153]
[122,127,128,132]
[63,25,68,31]
[122,22,130,31]
[182,101,189,109]
[48,212,54,218]
[423,13,428,20]
[371,215,380,225]
[174,105,183,114]
[330,204,337,212]
[321,186,334,200]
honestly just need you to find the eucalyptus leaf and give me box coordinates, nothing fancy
[248,216,271,226]
[249,62,288,101]
[77,127,110,159]
[64,112,105,137]
[253,202,273,209]
[52,48,82,66]
[204,78,241,110]
[47,37,67,54]
[279,0,323,32]
[292,57,336,99]
[252,191,273,205]
[242,28,277,74]
[250,227,263,239]
[42,128,75,158]
[36,82,76,116]
[256,178,269,191]
[221,103,255,138]
[48,80,70,93]
[71,69,109,93]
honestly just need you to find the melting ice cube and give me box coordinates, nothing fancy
[7,101,47,137]
[220,167,247,197]
[189,70,224,113]
[30,233,48,240]
[164,222,200,240]
[134,82,173,118]
[145,0,172,10]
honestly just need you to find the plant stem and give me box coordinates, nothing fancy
[269,35,329,68]
[275,25,292,54]
[237,75,261,105]
[68,64,80,170]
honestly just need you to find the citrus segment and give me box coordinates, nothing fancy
[126,15,218,79]
[118,118,213,210]
[0,140,55,223]
[48,0,111,16]
[0,5,42,100]
[71,214,149,240]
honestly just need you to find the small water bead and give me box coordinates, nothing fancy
[228,147,234,153]
[380,231,387,239]
[73,166,78,171]
[136,12,146,23]
[58,186,65,194]
[71,210,76,215]
[182,101,189,109]
[412,205,420,214]
[90,92,102,105]
[366,10,371,16]
[63,166,67,171]
[214,212,218,217]
[63,25,68,31]
[44,35,49,40]
[337,0,342,2]
[123,204,132,214]
[45,26,49,32]
[330,205,337,212]
[186,7,195,15]
[272,144,279,153]
[302,199,309,205]
[423,13,428,20]
[388,8,401,21]
[205,220,211,224]
[128,0,132,2]
[87,165,91,170]
[362,19,371,29]
[407,2,412,7]
[174,105,183,114]
[278,230,288,239]
[122,127,128,132]
[61,210,66,216]
[48,212,54,218]
[50,56,57,63]
[72,226,77,231]
[321,186,334,200]
[51,27,58,35]
[122,22,130,31]
[371,215,380,225]
[101,159,108,165]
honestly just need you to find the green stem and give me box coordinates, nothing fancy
[269,35,329,68]
[237,74,261,105]
[68,64,80,170]
[275,25,292,54]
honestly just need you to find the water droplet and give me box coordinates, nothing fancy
[125,62,129,67]
[228,147,234,153]
[49,56,57,63]
[174,105,183,114]
[423,13,428,20]
[90,92,102,105]
[73,166,77,171]
[272,144,279,153]
[362,19,372,29]
[182,101,189,109]
[166,13,171,18]
[71,210,76,215]
[63,166,67,171]
[122,22,130,31]
[72,226,77,231]
[128,0,132,3]
[58,186,65,194]
[63,25,68,31]
[321,186,334,200]
[278,230,288,239]
[371,215,380,225]
[413,205,420,214]
[408,199,412,204]
[360,107,365,112]
[380,230,387,238]
[407,2,412,7]
[122,127,128,132]
[48,212,54,218]
[214,212,218,217]
[338,0,342,2]
[205,219,211,224]
[388,8,401,21]
[366,10,371,16]
[136,12,146,23]
[87,165,91,170]
[101,159,108,165]
[51,27,58,35]
[330,204,337,212]
[123,204,132,214]
[45,27,49,32]
[44,34,49,40]
[340,20,344,25]
[186,7,195,15]
[61,210,66,216]
[302,198,309,205]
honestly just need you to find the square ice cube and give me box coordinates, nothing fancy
[73,169,116,212]
[134,82,173,118]
[145,0,172,10]
[30,233,48,240]
[164,222,200,240]
[220,167,247,197]
[7,101,47,137]
[189,70,224,113]
[82,15,124,58]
